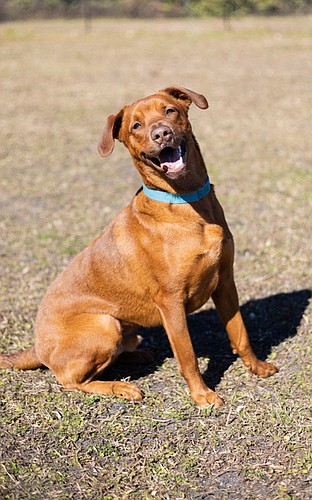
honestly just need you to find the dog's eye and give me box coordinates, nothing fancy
[166,108,176,115]
[133,122,141,130]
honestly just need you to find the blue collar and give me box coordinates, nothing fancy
[142,176,210,204]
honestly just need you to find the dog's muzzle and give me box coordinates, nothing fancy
[144,125,187,178]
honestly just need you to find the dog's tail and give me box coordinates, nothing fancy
[0,346,43,370]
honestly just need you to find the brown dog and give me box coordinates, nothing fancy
[0,86,278,407]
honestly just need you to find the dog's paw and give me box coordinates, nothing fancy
[250,359,279,378]
[111,381,143,401]
[191,388,224,408]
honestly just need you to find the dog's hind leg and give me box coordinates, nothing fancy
[73,379,143,401]
[41,313,143,401]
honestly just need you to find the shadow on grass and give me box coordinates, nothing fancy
[105,289,311,387]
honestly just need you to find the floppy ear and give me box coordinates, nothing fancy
[160,86,208,110]
[98,110,123,157]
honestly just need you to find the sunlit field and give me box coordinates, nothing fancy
[0,16,311,498]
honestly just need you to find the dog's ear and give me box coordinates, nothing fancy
[160,86,208,110]
[98,110,123,157]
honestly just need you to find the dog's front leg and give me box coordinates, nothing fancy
[156,298,224,408]
[212,278,278,377]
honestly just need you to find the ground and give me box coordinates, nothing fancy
[0,15,311,499]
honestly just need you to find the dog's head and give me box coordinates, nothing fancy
[98,86,208,180]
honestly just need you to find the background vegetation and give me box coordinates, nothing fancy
[0,13,311,500]
[1,0,312,21]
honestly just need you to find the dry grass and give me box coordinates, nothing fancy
[0,15,311,499]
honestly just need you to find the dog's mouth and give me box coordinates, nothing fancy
[147,142,187,178]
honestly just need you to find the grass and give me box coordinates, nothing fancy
[0,15,311,499]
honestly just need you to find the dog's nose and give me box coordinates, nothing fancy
[151,125,173,145]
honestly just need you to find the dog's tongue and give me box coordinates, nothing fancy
[159,147,184,172]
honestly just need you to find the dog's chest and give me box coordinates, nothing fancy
[185,222,224,276]
[153,221,225,288]
[171,221,228,314]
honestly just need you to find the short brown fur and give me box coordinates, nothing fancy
[0,87,278,406]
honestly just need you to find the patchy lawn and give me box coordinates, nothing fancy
[0,16,311,499]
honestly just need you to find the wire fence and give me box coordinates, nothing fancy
[1,0,312,22]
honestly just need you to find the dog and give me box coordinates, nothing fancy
[0,86,278,407]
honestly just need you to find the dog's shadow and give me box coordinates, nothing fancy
[105,289,311,389]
